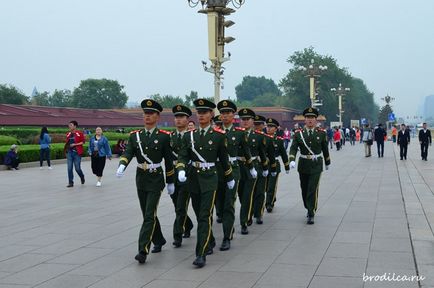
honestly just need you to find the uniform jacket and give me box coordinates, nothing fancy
[65,130,85,156]
[246,130,277,173]
[289,127,330,175]
[270,135,289,173]
[397,130,410,145]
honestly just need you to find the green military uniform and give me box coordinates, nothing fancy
[170,105,194,247]
[289,107,330,224]
[215,100,254,248]
[119,99,175,262]
[252,115,277,223]
[265,118,290,212]
[176,99,234,267]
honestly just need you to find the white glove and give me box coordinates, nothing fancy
[249,168,257,179]
[227,179,235,190]
[262,170,269,177]
[325,165,330,171]
[178,170,187,183]
[285,170,290,174]
[167,183,175,195]
[116,164,126,177]
[271,172,277,177]
[290,161,296,169]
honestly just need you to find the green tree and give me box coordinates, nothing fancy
[185,91,198,107]
[378,104,393,127]
[50,89,73,107]
[31,91,51,106]
[72,79,128,109]
[150,94,187,108]
[235,76,281,102]
[0,84,29,104]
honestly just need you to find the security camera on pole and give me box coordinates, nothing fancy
[188,0,245,105]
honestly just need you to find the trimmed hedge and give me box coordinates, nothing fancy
[0,142,118,164]
[0,135,21,146]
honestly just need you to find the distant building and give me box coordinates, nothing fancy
[423,95,434,119]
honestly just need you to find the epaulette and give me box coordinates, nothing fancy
[213,127,226,134]
[316,127,325,132]
[129,129,141,134]
[235,127,245,131]
[277,136,284,141]
[263,133,274,139]
[254,130,264,135]
[188,128,196,132]
[295,129,303,133]
[159,129,171,135]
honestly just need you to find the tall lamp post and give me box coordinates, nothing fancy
[187,0,245,104]
[331,83,350,125]
[298,59,328,107]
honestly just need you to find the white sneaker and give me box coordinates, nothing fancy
[48,166,53,170]
[96,181,102,187]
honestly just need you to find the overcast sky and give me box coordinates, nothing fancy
[1,0,433,117]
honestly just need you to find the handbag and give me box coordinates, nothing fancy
[367,139,373,146]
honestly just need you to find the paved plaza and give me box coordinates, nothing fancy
[1,141,433,288]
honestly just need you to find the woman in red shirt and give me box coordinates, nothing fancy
[333,127,342,151]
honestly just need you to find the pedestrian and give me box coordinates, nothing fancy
[170,104,194,248]
[65,120,86,187]
[88,127,112,187]
[216,100,256,251]
[374,123,386,158]
[188,120,196,131]
[392,125,398,143]
[289,107,330,225]
[350,127,356,146]
[418,123,432,161]
[333,127,341,150]
[397,124,411,160]
[362,124,373,157]
[265,118,289,213]
[356,128,361,143]
[114,139,126,157]
[326,126,334,149]
[176,98,235,268]
[39,126,52,169]
[116,99,175,264]
[4,144,19,170]
[283,128,291,150]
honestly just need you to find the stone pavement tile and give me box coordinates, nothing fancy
[240,240,289,257]
[0,253,54,273]
[338,221,373,233]
[158,258,225,282]
[0,285,31,288]
[0,263,77,286]
[31,239,93,256]
[144,280,200,288]
[255,263,316,287]
[145,250,196,270]
[308,276,362,288]
[409,228,434,241]
[87,265,166,288]
[198,271,262,288]
[0,245,39,262]
[363,269,420,288]
[16,233,69,247]
[256,229,298,242]
[370,237,412,253]
[86,228,138,249]
[219,253,277,273]
[333,231,371,244]
[33,274,102,288]
[0,273,9,280]
[419,265,434,286]
[275,243,328,265]
[46,247,114,265]
[325,242,369,259]
[68,255,134,277]
[413,240,434,265]
[315,257,367,277]
[367,251,415,270]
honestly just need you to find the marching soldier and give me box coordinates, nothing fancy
[251,115,276,225]
[116,99,175,264]
[170,105,194,248]
[216,100,257,251]
[237,109,273,234]
[176,98,235,268]
[265,118,290,213]
[289,107,330,225]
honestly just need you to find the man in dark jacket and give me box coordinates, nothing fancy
[374,124,387,157]
[397,124,411,160]
[418,123,432,161]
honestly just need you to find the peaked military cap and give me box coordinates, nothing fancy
[217,100,237,113]
[193,98,216,111]
[266,118,280,127]
[254,115,266,123]
[303,107,319,117]
[213,115,222,124]
[172,104,192,117]
[238,108,256,119]
[141,99,163,113]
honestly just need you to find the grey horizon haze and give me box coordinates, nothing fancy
[1,0,433,119]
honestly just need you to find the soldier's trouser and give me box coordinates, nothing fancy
[238,165,257,226]
[220,166,240,240]
[215,175,226,220]
[170,181,194,242]
[189,169,217,257]
[266,172,280,208]
[299,172,322,216]
[252,174,268,219]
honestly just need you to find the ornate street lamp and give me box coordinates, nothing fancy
[187,0,245,104]
[298,59,327,107]
[330,83,350,125]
